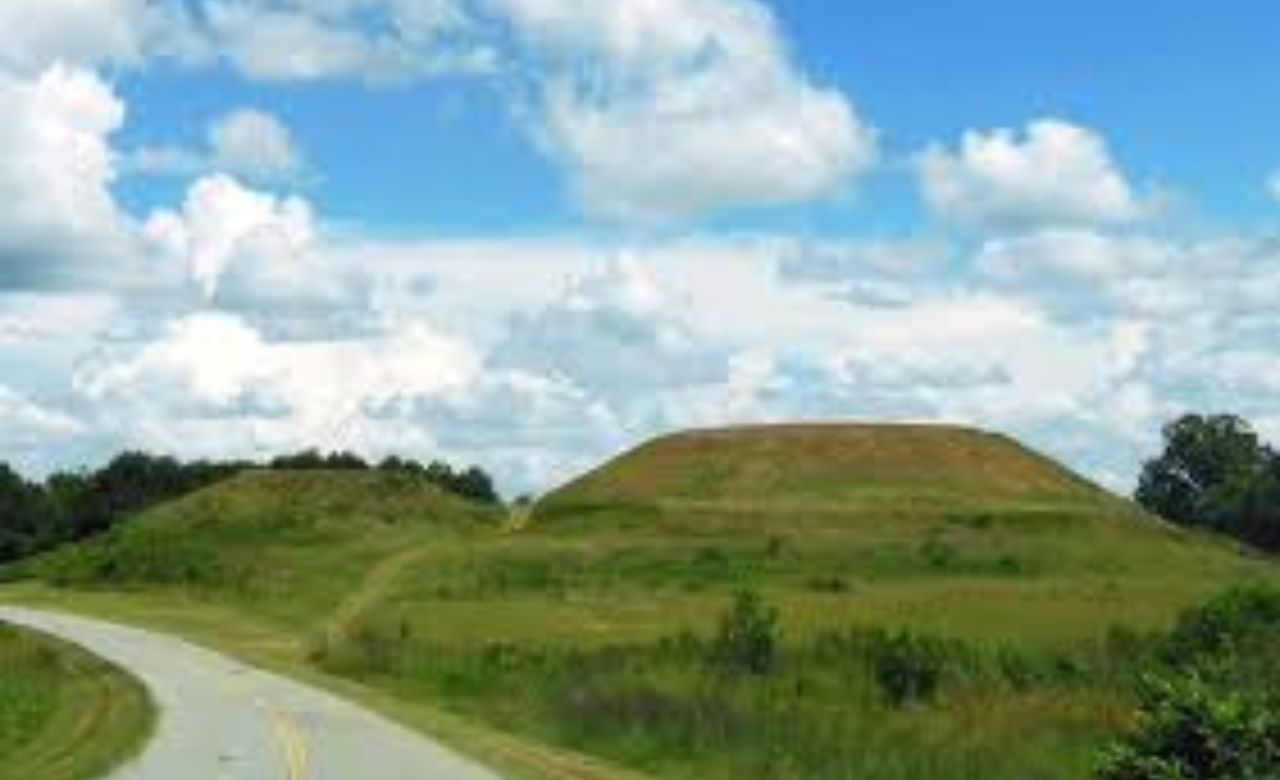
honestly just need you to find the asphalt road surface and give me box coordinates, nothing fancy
[0,606,504,780]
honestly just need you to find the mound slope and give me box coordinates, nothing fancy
[32,470,500,622]
[540,423,1114,512]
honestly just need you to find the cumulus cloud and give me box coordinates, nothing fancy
[210,108,300,178]
[919,119,1147,229]
[145,174,317,298]
[76,310,483,453]
[131,108,302,181]
[0,0,151,74]
[492,258,726,398]
[8,1,873,226]
[491,0,876,221]
[129,107,303,183]
[0,65,137,288]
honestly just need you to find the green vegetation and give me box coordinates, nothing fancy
[0,449,499,568]
[1098,588,1280,779]
[0,622,153,780]
[1137,413,1280,553]
[27,469,502,627]
[2,423,1277,780]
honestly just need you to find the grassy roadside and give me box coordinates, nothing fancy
[0,620,153,780]
[0,583,653,780]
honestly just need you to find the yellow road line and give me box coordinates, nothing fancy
[256,698,310,780]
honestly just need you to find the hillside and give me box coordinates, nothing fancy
[7,425,1278,780]
[30,469,503,627]
[540,424,1111,511]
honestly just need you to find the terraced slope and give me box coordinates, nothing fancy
[541,424,1109,510]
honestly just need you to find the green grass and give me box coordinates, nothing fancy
[0,623,153,780]
[5,424,1279,780]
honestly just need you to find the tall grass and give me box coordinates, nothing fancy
[0,623,153,780]
[313,595,1130,780]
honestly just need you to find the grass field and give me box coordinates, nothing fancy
[0,623,153,780]
[5,424,1278,780]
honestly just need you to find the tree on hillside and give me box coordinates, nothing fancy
[0,464,50,561]
[451,466,499,504]
[1235,453,1280,552]
[1136,414,1278,552]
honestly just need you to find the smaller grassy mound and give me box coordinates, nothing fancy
[30,469,502,627]
[540,424,1112,515]
[0,623,152,780]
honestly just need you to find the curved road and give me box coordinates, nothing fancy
[0,606,503,780]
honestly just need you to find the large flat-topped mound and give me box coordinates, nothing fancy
[540,423,1110,510]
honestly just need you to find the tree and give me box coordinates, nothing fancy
[0,463,48,562]
[1136,415,1274,547]
[452,466,499,504]
[1235,454,1280,552]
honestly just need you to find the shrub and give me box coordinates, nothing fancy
[710,590,779,676]
[1162,587,1280,663]
[1097,671,1280,780]
[866,630,954,706]
[1097,588,1280,780]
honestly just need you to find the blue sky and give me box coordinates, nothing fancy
[0,0,1277,493]
[115,1,1280,234]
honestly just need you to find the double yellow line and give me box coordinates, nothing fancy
[256,697,310,780]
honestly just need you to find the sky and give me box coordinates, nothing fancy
[0,0,1277,494]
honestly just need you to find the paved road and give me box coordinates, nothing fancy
[0,606,503,780]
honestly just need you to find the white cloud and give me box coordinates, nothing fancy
[128,107,303,183]
[0,0,150,74]
[491,0,876,221]
[0,384,84,470]
[1269,171,1280,202]
[201,0,495,83]
[210,108,301,178]
[918,119,1146,229]
[145,174,317,299]
[6,1,873,226]
[0,385,82,434]
[0,293,119,347]
[492,257,727,400]
[76,310,483,453]
[3,219,1265,494]
[0,65,136,288]
[977,229,1169,284]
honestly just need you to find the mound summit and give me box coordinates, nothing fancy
[540,423,1114,512]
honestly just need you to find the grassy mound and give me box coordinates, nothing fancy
[513,426,1248,644]
[0,623,152,780]
[31,469,502,626]
[539,424,1111,513]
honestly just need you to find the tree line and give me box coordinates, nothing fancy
[1136,413,1280,553]
[0,450,499,565]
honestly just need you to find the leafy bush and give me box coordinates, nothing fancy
[1161,587,1280,663]
[1097,671,1280,780]
[865,629,956,705]
[1097,588,1280,779]
[710,590,779,675]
